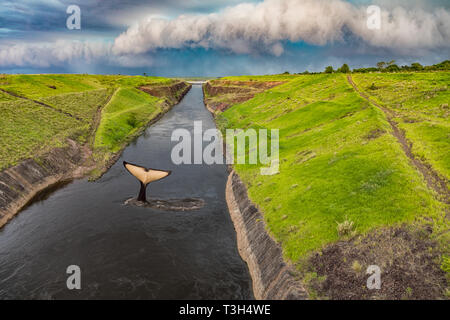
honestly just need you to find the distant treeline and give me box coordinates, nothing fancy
[352,60,450,73]
[284,59,450,75]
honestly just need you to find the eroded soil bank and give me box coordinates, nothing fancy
[0,139,92,228]
[0,81,191,229]
[226,171,308,299]
[203,80,285,113]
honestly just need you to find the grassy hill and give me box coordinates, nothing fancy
[213,72,449,299]
[94,87,161,153]
[351,73,449,183]
[0,74,184,172]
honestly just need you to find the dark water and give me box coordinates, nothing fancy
[0,85,253,299]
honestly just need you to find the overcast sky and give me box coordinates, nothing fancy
[0,0,449,76]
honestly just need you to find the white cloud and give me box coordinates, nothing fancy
[0,40,112,67]
[112,0,450,55]
[0,40,158,68]
[0,0,449,69]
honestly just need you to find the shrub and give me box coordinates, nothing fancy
[369,82,377,90]
[325,66,334,74]
[337,64,350,73]
[336,217,356,238]
[126,113,139,128]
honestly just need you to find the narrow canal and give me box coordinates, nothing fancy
[0,85,253,299]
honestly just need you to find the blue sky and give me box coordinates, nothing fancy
[0,0,449,76]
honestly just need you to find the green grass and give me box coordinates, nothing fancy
[220,74,298,81]
[0,74,180,171]
[174,76,218,81]
[217,73,445,263]
[352,72,450,181]
[40,88,114,122]
[95,75,174,88]
[94,87,162,153]
[0,74,174,99]
[0,90,20,102]
[0,100,82,169]
[0,74,104,99]
[204,76,289,111]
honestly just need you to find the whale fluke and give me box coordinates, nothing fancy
[123,161,171,202]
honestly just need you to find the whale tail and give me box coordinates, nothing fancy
[123,161,171,202]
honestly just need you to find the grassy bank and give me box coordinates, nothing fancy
[213,72,449,298]
[94,87,162,153]
[203,78,288,113]
[351,73,449,182]
[0,74,185,172]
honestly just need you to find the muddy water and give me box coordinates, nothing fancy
[0,85,253,299]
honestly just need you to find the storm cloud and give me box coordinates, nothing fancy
[113,0,450,56]
[0,0,448,72]
[0,41,111,67]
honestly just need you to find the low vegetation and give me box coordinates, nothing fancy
[94,87,162,153]
[351,72,449,182]
[203,78,289,112]
[212,71,449,298]
[40,88,113,123]
[0,99,81,169]
[0,74,184,172]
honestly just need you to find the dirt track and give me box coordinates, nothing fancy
[347,75,449,204]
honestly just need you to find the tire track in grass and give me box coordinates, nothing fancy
[0,88,83,121]
[347,74,449,204]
